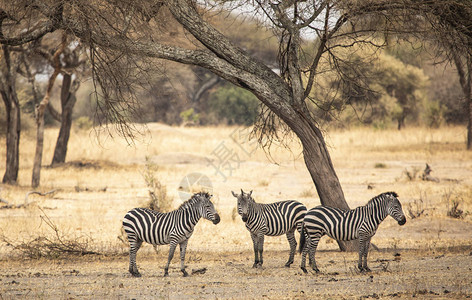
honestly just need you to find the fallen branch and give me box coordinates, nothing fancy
[25,189,58,205]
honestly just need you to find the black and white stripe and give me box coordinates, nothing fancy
[299,192,406,273]
[232,189,307,268]
[122,192,220,277]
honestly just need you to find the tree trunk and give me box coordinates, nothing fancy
[466,57,472,150]
[31,104,46,188]
[288,114,356,251]
[1,91,20,184]
[31,33,66,187]
[51,73,77,165]
[1,46,20,185]
[452,52,472,150]
[468,94,472,150]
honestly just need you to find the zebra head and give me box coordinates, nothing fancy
[196,192,220,225]
[231,189,253,222]
[384,192,407,226]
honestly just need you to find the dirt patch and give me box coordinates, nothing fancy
[0,248,471,299]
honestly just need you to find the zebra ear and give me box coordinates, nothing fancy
[249,190,252,196]
[231,191,238,197]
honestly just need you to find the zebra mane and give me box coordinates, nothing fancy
[177,192,210,211]
[367,192,399,205]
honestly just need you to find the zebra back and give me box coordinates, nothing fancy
[232,189,306,236]
[122,192,219,246]
[256,200,307,236]
[303,192,405,241]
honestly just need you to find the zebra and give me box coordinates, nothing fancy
[299,191,406,273]
[122,191,220,277]
[231,189,307,268]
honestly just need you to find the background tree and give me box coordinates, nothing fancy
[31,32,67,187]
[350,0,472,146]
[0,45,21,184]
[49,38,86,165]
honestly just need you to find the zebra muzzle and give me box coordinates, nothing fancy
[213,213,221,225]
[241,214,248,222]
[398,216,406,226]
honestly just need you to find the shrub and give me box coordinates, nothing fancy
[208,84,259,125]
[374,163,387,169]
[142,156,172,212]
[180,108,200,124]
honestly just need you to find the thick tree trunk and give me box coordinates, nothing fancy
[1,91,20,184]
[288,115,356,251]
[51,74,77,165]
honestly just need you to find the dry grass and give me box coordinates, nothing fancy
[0,124,471,298]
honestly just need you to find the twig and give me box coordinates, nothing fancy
[25,189,57,205]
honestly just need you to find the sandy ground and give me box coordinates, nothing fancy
[1,248,471,299]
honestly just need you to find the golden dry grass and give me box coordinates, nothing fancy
[0,124,471,298]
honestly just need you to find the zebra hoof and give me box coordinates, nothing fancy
[301,267,308,274]
[284,261,293,267]
[361,267,371,273]
[182,270,189,277]
[313,267,320,273]
[252,263,258,268]
[130,272,141,278]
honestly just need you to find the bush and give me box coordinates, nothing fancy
[142,156,172,212]
[208,84,259,125]
[180,108,200,124]
[75,116,93,130]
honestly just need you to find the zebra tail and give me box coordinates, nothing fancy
[298,222,306,254]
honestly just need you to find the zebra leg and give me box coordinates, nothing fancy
[250,232,259,268]
[285,229,297,267]
[358,233,370,272]
[164,242,178,277]
[362,236,372,272]
[309,233,321,273]
[179,240,189,277]
[300,237,309,273]
[128,239,142,277]
[257,234,264,267]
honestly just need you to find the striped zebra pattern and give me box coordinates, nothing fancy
[299,192,406,273]
[122,192,220,277]
[232,189,307,268]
